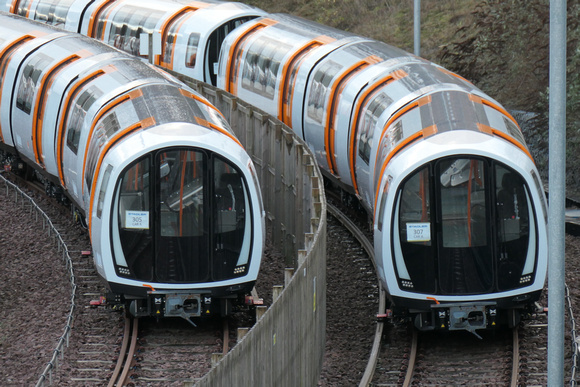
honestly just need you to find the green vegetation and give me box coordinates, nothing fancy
[241,0,580,196]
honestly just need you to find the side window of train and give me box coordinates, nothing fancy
[67,86,102,154]
[307,60,342,123]
[34,0,73,26]
[495,164,529,242]
[97,164,113,218]
[110,6,157,56]
[16,54,52,114]
[205,17,257,85]
[85,112,121,190]
[241,36,289,100]
[185,33,200,68]
[14,0,33,16]
[503,117,527,147]
[358,93,393,164]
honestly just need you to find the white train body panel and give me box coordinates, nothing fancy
[0,12,264,320]
[91,123,261,291]
[4,1,549,331]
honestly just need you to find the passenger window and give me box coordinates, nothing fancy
[85,112,121,191]
[16,54,51,115]
[34,0,74,26]
[358,93,393,164]
[96,165,113,218]
[241,36,289,100]
[186,33,200,68]
[67,86,101,154]
[307,60,342,123]
[503,117,527,148]
[14,0,33,16]
[109,6,159,56]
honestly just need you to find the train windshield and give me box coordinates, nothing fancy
[112,148,252,283]
[393,157,537,295]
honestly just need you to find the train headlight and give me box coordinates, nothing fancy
[233,264,247,275]
[519,274,532,284]
[401,280,414,289]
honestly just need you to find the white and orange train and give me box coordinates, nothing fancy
[0,12,264,324]
[3,0,549,335]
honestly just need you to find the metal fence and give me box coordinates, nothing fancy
[176,75,328,386]
[0,174,77,387]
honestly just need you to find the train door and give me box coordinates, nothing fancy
[436,158,493,294]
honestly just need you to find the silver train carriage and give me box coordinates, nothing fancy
[2,1,549,334]
[216,14,548,334]
[0,12,265,324]
[2,0,266,84]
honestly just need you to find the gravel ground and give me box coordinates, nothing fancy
[0,178,81,386]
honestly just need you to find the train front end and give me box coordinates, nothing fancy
[89,123,264,323]
[374,104,548,336]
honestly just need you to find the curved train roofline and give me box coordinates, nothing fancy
[0,12,265,322]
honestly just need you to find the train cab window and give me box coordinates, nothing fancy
[212,156,249,281]
[113,148,252,283]
[437,158,492,294]
[395,167,436,293]
[307,60,342,123]
[393,157,536,295]
[114,156,153,280]
[156,149,209,282]
[185,33,200,68]
[495,164,535,290]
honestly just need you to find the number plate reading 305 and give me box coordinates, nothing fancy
[126,211,150,229]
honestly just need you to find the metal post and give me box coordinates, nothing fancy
[414,0,421,56]
[548,0,566,385]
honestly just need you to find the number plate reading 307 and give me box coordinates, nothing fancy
[406,222,430,242]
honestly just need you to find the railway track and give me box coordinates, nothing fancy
[398,328,517,385]
[109,315,232,386]
[327,199,553,386]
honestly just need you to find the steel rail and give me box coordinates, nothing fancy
[108,317,139,387]
[326,203,386,387]
[511,327,520,387]
[402,329,418,387]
